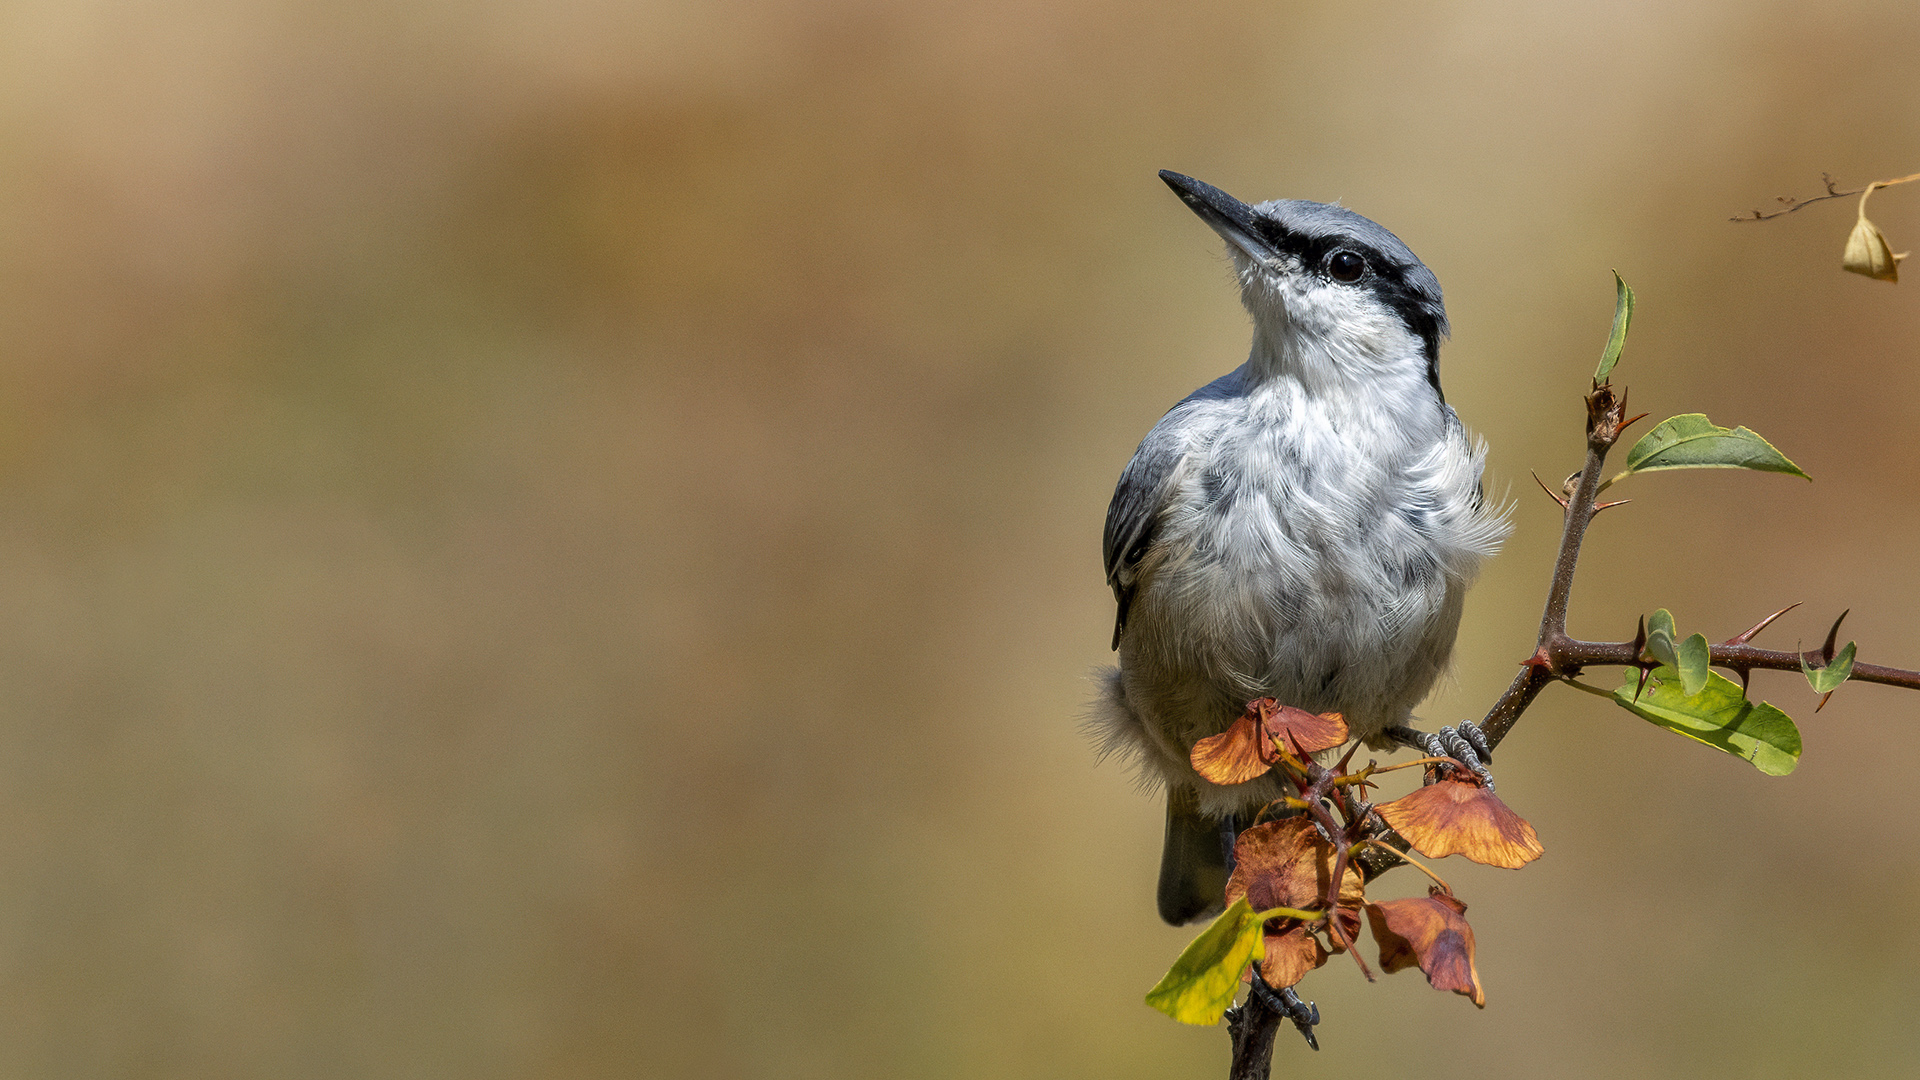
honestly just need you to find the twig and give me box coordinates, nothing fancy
[1233,375,1920,1076]
[1352,838,1452,892]
[1350,380,1920,877]
[1226,997,1286,1080]
[1732,170,1920,222]
[1454,384,1633,749]
[1495,637,1919,692]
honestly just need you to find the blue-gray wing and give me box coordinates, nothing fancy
[1103,425,1185,649]
[1103,373,1241,649]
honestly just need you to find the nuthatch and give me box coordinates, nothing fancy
[1095,172,1509,925]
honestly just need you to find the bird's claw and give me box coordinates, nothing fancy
[1247,964,1320,1051]
[1421,721,1495,791]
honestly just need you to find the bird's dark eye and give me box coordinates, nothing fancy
[1325,249,1366,283]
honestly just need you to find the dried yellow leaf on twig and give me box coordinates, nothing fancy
[1843,186,1906,282]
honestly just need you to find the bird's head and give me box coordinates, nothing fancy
[1160,170,1447,399]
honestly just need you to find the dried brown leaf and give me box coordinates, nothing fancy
[1366,888,1485,1007]
[1251,699,1349,756]
[1190,712,1271,785]
[1226,819,1364,986]
[1375,777,1544,869]
[1255,924,1329,990]
[1224,819,1364,914]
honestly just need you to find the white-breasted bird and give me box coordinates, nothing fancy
[1095,171,1509,925]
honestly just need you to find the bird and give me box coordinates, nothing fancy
[1094,171,1510,926]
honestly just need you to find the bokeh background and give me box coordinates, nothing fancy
[0,1,1916,1077]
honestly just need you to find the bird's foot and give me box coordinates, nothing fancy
[1425,720,1495,790]
[1247,964,1320,1051]
[1386,720,1495,791]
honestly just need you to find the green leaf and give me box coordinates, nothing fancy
[1594,271,1635,381]
[1145,896,1265,1025]
[1617,414,1810,482]
[1613,666,1802,776]
[1644,609,1678,670]
[1677,633,1711,697]
[1801,640,1857,694]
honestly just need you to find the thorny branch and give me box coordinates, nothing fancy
[1478,381,1920,752]
[1230,378,1920,1077]
[1476,381,1635,748]
[1732,170,1920,222]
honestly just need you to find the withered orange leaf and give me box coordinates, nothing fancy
[1224,819,1365,916]
[1375,777,1544,869]
[1366,889,1485,1007]
[1251,699,1349,756]
[1255,924,1328,990]
[1190,712,1271,785]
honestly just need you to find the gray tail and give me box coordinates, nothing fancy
[1157,786,1229,925]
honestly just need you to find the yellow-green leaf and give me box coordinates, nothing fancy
[1145,897,1264,1026]
[1613,666,1801,776]
[1802,641,1857,695]
[1594,271,1635,381]
[1618,414,1809,482]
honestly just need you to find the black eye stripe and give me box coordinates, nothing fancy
[1248,223,1445,392]
[1250,222,1398,282]
[1305,240,1444,395]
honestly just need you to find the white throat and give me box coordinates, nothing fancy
[1239,277,1443,445]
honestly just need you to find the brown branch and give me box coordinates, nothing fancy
[1732,170,1920,222]
[1351,377,1920,881]
[1232,375,1920,1075]
[1227,998,1285,1080]
[1480,381,1630,746]
[1513,636,1920,692]
[1473,387,1920,742]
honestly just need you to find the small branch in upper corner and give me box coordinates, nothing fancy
[1733,170,1920,222]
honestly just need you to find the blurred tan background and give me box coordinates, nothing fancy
[0,0,1915,1076]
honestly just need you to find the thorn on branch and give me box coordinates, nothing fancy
[1725,603,1800,647]
[1591,498,1632,514]
[1531,470,1569,510]
[1822,609,1850,664]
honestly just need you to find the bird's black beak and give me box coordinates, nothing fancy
[1159,171,1283,266]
